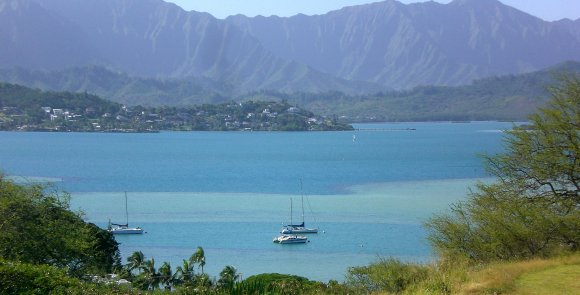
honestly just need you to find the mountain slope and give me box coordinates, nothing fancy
[0,65,384,106]
[0,0,99,69]
[245,61,580,121]
[0,66,230,106]
[1,62,578,121]
[1,0,579,93]
[226,0,580,88]
[0,0,380,94]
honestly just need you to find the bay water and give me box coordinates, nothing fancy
[0,122,515,281]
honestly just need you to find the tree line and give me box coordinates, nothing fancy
[0,83,353,132]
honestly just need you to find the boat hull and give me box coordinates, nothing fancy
[281,227,318,234]
[279,239,307,244]
[109,227,144,234]
[273,235,308,244]
[109,192,144,234]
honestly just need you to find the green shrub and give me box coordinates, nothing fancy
[0,260,138,295]
[0,260,82,294]
[425,75,580,263]
[346,257,429,293]
[239,273,321,295]
[0,176,120,276]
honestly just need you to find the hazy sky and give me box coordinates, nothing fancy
[164,0,580,21]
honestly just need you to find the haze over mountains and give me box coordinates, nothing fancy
[227,0,580,88]
[0,0,380,94]
[0,0,580,121]
[1,0,579,105]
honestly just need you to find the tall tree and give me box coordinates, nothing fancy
[425,74,580,262]
[0,176,120,276]
[158,261,174,291]
[217,265,239,290]
[175,259,195,286]
[191,246,206,274]
[141,258,160,290]
[126,251,145,273]
[485,74,580,206]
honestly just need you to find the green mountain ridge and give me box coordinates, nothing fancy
[2,61,579,122]
[0,66,233,106]
[0,0,385,95]
[226,0,580,89]
[1,0,579,92]
[244,61,580,121]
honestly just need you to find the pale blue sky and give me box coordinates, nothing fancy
[164,0,580,21]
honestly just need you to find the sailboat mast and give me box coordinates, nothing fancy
[125,191,129,226]
[290,198,293,226]
[300,180,305,223]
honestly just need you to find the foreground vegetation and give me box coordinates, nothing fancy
[345,74,580,294]
[425,74,579,263]
[345,253,580,294]
[0,175,343,294]
[0,75,578,294]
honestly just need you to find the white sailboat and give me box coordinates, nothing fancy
[108,192,144,234]
[280,181,318,234]
[273,234,308,244]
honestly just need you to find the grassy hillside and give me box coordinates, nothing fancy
[515,264,580,295]
[458,254,580,295]
[344,253,580,295]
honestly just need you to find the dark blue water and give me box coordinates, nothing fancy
[0,121,515,281]
[0,121,510,194]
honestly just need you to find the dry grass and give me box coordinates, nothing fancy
[514,264,580,295]
[458,254,580,294]
[354,254,580,295]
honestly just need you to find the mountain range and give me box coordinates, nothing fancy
[2,61,578,121]
[226,0,580,88]
[0,0,380,94]
[1,0,579,97]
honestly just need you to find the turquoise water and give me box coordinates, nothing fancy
[0,122,514,281]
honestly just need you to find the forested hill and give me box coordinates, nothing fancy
[0,82,120,114]
[0,83,352,132]
[243,61,580,122]
[0,66,233,106]
[1,61,579,122]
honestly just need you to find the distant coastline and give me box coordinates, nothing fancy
[0,83,353,132]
